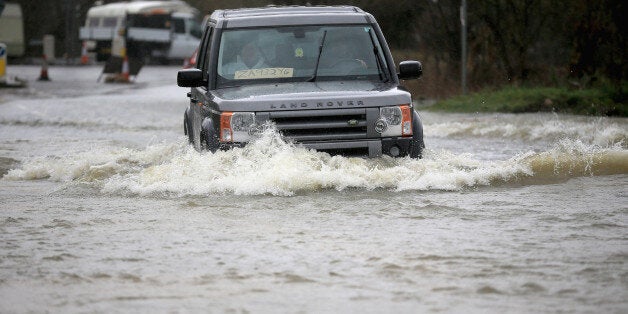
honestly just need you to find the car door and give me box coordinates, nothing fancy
[189,24,214,148]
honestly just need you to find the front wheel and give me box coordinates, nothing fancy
[183,113,193,144]
[410,110,425,159]
[410,134,425,159]
[200,117,221,153]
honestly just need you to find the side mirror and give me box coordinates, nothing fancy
[398,60,422,80]
[177,68,204,87]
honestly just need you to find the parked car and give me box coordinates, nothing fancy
[79,0,201,62]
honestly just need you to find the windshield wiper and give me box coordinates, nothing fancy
[367,29,389,83]
[307,30,327,82]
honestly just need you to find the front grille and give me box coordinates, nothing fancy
[268,108,369,142]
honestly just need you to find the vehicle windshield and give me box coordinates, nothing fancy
[216,25,389,88]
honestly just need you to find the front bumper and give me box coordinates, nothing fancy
[219,137,413,157]
[300,137,413,157]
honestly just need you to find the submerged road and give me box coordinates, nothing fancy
[1,65,627,312]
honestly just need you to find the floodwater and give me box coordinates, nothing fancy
[1,66,627,313]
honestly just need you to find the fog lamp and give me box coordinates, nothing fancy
[374,118,388,134]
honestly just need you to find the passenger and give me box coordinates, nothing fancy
[222,41,269,75]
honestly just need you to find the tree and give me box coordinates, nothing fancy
[568,0,626,83]
[471,0,559,83]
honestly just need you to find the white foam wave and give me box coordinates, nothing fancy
[524,139,628,178]
[5,129,626,196]
[424,113,627,147]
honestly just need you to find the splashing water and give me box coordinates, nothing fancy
[424,113,627,148]
[5,127,627,196]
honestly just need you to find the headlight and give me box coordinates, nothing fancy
[231,112,255,132]
[220,112,256,142]
[380,107,402,125]
[378,105,413,137]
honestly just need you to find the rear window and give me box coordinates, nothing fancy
[127,14,171,29]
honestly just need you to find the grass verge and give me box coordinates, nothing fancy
[426,84,627,116]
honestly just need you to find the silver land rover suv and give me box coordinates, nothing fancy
[178,6,424,157]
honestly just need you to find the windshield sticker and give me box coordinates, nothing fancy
[294,47,304,58]
[234,68,294,80]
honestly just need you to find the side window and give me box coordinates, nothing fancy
[198,26,214,81]
[173,18,185,34]
[88,17,100,27]
[103,17,117,27]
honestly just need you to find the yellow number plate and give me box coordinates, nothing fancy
[234,68,294,80]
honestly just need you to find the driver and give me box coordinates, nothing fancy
[319,37,367,72]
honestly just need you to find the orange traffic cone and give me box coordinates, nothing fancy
[80,41,89,65]
[38,54,50,81]
[120,55,130,82]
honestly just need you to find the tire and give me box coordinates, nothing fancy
[201,117,220,152]
[184,113,193,144]
[199,129,208,151]
[410,110,425,159]
[410,134,425,159]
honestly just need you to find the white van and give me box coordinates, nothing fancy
[0,2,25,57]
[79,0,201,62]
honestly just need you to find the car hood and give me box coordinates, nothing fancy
[209,81,412,112]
